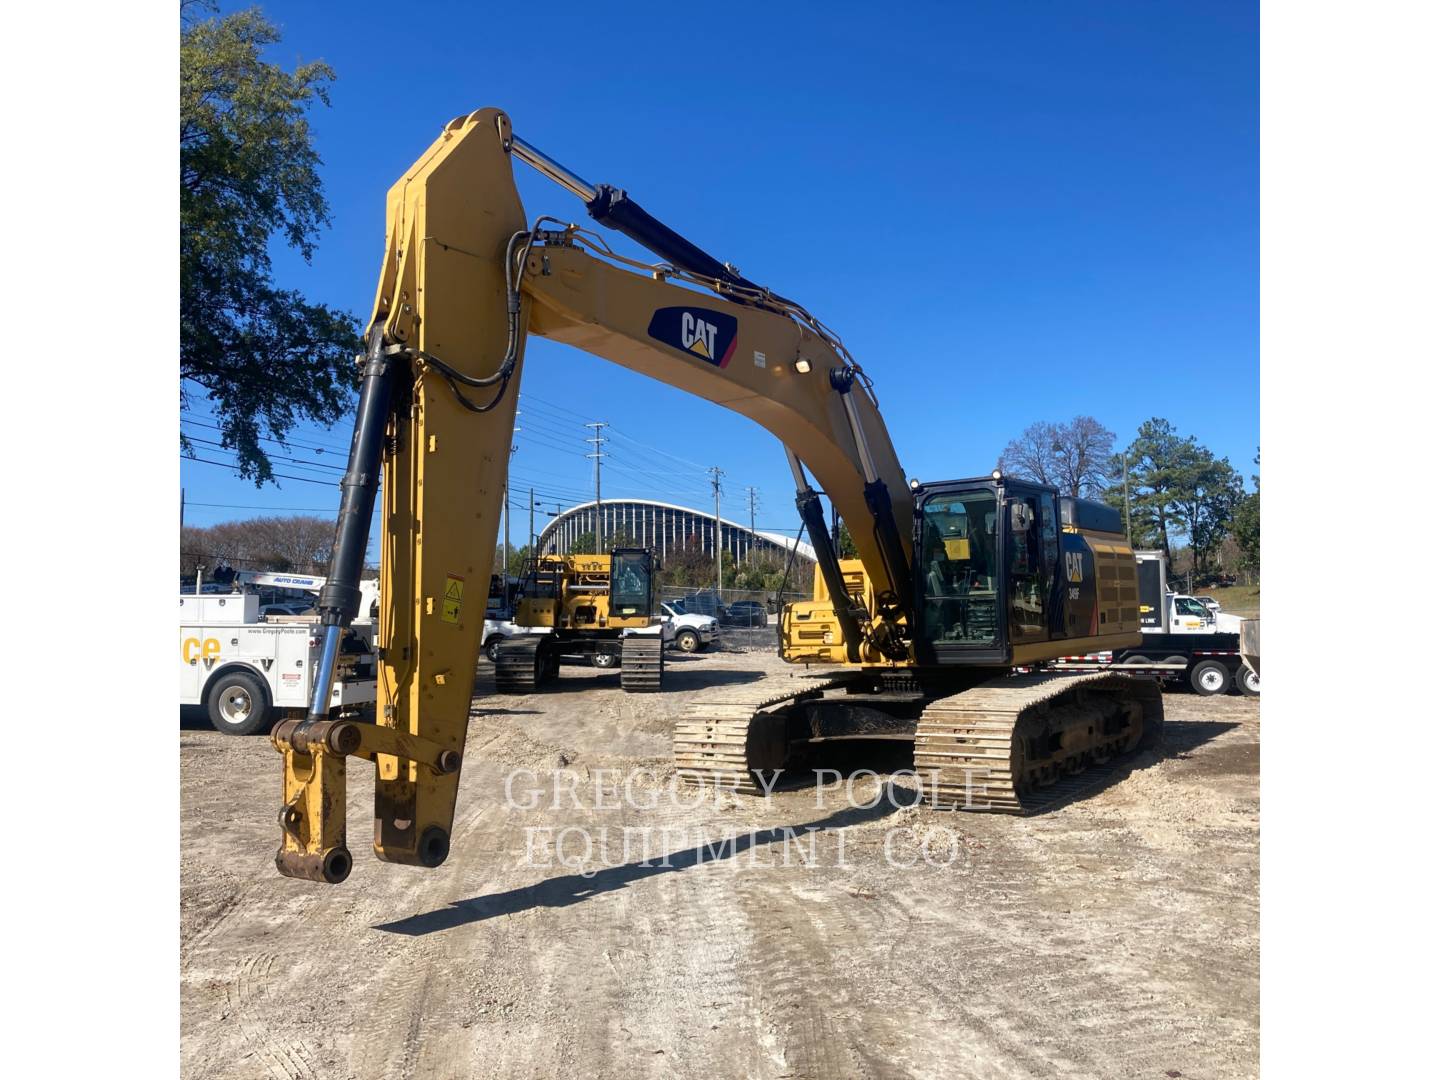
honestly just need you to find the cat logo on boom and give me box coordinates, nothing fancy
[682,312,718,358]
[646,307,739,368]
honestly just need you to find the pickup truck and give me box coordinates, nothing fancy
[480,612,550,663]
[661,600,719,652]
[627,600,719,653]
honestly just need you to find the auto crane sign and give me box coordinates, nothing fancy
[647,307,739,368]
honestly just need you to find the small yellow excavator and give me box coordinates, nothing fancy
[270,108,1160,883]
[494,548,663,693]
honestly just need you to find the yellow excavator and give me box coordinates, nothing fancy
[494,548,663,693]
[270,108,1160,883]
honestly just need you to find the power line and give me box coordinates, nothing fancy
[180,413,351,456]
[186,501,339,512]
[183,435,346,476]
[608,425,712,475]
[182,455,340,488]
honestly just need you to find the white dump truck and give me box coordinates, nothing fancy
[180,573,378,735]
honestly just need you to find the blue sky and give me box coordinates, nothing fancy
[181,1,1258,556]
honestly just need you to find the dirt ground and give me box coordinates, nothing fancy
[181,648,1259,1080]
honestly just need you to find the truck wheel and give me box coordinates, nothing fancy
[205,670,272,736]
[592,647,620,669]
[1189,660,1231,697]
[1237,667,1260,696]
[484,636,502,664]
[675,629,700,653]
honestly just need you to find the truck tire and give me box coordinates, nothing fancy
[205,669,272,736]
[675,628,700,653]
[484,636,503,664]
[1237,666,1260,696]
[592,646,620,669]
[1189,660,1231,697]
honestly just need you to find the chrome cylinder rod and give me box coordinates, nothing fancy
[308,625,344,717]
[508,134,597,203]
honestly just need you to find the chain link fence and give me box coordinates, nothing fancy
[659,585,811,652]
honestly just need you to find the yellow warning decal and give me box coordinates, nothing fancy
[441,574,464,623]
[942,537,971,560]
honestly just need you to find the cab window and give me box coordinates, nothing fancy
[610,551,652,616]
[919,491,999,646]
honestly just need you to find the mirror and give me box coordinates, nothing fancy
[1009,500,1033,532]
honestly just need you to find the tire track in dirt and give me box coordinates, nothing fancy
[878,819,1244,1078]
[182,654,1258,1080]
[225,952,321,1080]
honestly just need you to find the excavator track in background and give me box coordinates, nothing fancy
[494,636,551,694]
[914,672,1163,814]
[620,636,664,692]
[672,676,859,793]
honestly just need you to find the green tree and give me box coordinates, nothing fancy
[1232,450,1260,582]
[504,544,532,577]
[732,553,786,592]
[181,3,360,483]
[1106,418,1193,560]
[1174,454,1244,577]
[1108,419,1247,575]
[836,520,858,558]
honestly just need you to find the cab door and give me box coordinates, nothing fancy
[1002,484,1057,648]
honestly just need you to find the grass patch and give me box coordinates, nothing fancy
[1193,584,1260,617]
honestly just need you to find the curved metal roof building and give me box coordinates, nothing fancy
[536,498,816,564]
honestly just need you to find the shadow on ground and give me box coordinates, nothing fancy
[374,793,903,935]
[472,666,768,696]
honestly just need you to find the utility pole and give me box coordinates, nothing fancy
[586,421,607,553]
[708,466,725,600]
[745,486,759,563]
[502,416,520,574]
[528,487,535,555]
[1122,448,1132,544]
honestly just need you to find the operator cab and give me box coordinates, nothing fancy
[911,476,1078,666]
[608,547,656,619]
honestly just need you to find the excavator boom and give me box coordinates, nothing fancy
[273,108,914,882]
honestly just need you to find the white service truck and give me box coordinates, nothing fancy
[180,574,378,735]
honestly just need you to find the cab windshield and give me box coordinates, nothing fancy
[610,552,651,616]
[919,490,999,646]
